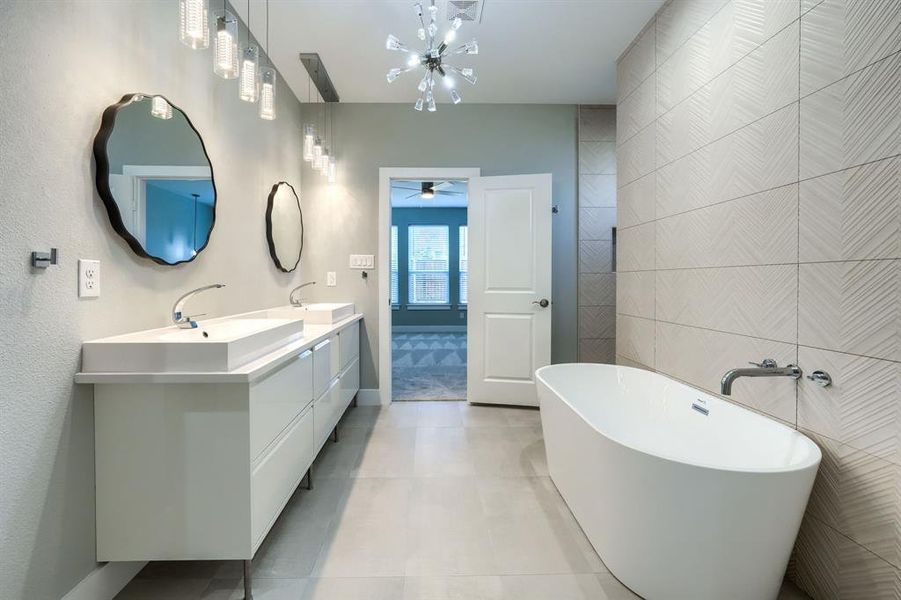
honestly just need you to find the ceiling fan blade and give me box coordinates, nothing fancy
[405,191,421,199]
[435,190,466,196]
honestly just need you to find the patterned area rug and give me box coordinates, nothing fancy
[392,332,467,401]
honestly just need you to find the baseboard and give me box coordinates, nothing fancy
[356,389,383,406]
[62,561,146,600]
[392,325,467,333]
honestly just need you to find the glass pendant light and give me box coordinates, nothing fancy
[303,124,316,161]
[213,5,239,79]
[312,137,323,171]
[239,0,259,103]
[179,0,209,49]
[260,68,276,120]
[319,149,330,177]
[327,156,337,184]
[239,45,259,102]
[151,96,173,120]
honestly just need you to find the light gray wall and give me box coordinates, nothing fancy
[577,106,617,363]
[615,0,901,596]
[0,2,306,599]
[300,103,578,390]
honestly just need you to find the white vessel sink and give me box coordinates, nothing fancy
[294,303,355,324]
[82,317,304,373]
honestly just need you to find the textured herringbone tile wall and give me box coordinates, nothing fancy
[577,107,617,363]
[615,0,901,596]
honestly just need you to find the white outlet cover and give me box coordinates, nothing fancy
[78,259,100,298]
[327,271,337,286]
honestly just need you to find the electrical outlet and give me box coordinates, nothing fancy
[349,254,374,269]
[78,259,100,298]
[327,271,337,286]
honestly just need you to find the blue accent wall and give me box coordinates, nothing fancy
[392,207,467,328]
[144,180,214,263]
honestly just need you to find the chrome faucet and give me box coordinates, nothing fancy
[172,284,226,329]
[720,359,802,395]
[289,282,316,307]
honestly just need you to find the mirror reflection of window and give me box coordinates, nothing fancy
[97,94,216,265]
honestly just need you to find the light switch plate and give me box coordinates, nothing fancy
[327,271,337,286]
[349,254,374,269]
[78,259,100,298]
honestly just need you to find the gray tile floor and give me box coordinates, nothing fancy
[392,333,467,401]
[116,402,811,600]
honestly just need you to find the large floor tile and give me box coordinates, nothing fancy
[413,427,476,478]
[202,577,307,600]
[302,577,405,600]
[116,578,211,600]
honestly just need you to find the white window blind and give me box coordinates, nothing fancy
[459,225,468,304]
[408,225,449,304]
[390,226,399,305]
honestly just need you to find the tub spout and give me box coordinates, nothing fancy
[721,359,802,395]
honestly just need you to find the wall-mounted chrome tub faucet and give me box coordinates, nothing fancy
[289,281,316,307]
[172,284,226,329]
[720,359,802,395]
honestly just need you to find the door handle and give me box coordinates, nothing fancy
[532,299,550,308]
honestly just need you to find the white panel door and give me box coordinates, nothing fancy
[468,174,552,406]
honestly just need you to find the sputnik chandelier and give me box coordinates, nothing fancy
[385,1,479,112]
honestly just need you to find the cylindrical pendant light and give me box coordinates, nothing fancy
[259,68,277,120]
[239,0,259,102]
[151,96,173,120]
[213,5,239,79]
[303,124,316,161]
[179,0,209,49]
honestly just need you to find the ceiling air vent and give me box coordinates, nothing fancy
[447,0,483,23]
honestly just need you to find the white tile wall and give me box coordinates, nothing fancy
[617,0,901,594]
[578,107,617,363]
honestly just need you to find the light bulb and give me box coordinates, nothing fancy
[426,91,436,112]
[451,17,463,31]
[444,29,457,43]
[459,67,477,85]
[312,139,323,171]
[179,0,209,49]
[450,89,462,104]
[418,28,426,41]
[387,68,402,83]
[385,34,407,52]
[407,54,421,67]
[443,76,454,88]
[417,73,429,92]
[239,45,260,102]
[303,125,316,162]
[213,10,239,79]
[327,157,337,184]
[150,96,172,120]
[259,68,276,120]
[427,22,438,37]
[415,97,424,111]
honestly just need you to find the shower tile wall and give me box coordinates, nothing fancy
[615,0,900,597]
[578,106,617,363]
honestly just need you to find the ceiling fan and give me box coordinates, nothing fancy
[395,181,466,200]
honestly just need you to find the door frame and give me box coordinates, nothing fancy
[378,167,481,406]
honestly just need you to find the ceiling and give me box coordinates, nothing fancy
[391,180,468,208]
[236,0,663,105]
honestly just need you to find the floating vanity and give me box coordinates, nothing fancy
[76,304,360,564]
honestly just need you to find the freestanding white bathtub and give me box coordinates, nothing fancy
[536,363,821,600]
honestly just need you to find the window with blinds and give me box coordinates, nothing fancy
[390,226,399,305]
[459,225,468,304]
[408,225,450,304]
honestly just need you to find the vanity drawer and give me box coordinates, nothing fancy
[251,405,313,550]
[313,336,340,398]
[338,322,360,370]
[314,377,340,451]
[339,356,360,410]
[249,349,313,461]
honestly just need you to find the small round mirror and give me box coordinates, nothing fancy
[93,94,216,265]
[266,182,304,272]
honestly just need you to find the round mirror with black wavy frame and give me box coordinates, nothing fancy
[93,93,217,266]
[266,182,304,272]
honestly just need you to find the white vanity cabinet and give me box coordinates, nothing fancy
[86,315,361,563]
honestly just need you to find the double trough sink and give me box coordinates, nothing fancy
[82,303,354,373]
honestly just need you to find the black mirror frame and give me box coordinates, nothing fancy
[92,93,218,266]
[265,181,304,273]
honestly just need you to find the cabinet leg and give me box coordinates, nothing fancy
[243,559,253,599]
[304,467,313,490]
[332,426,339,443]
[352,395,357,408]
